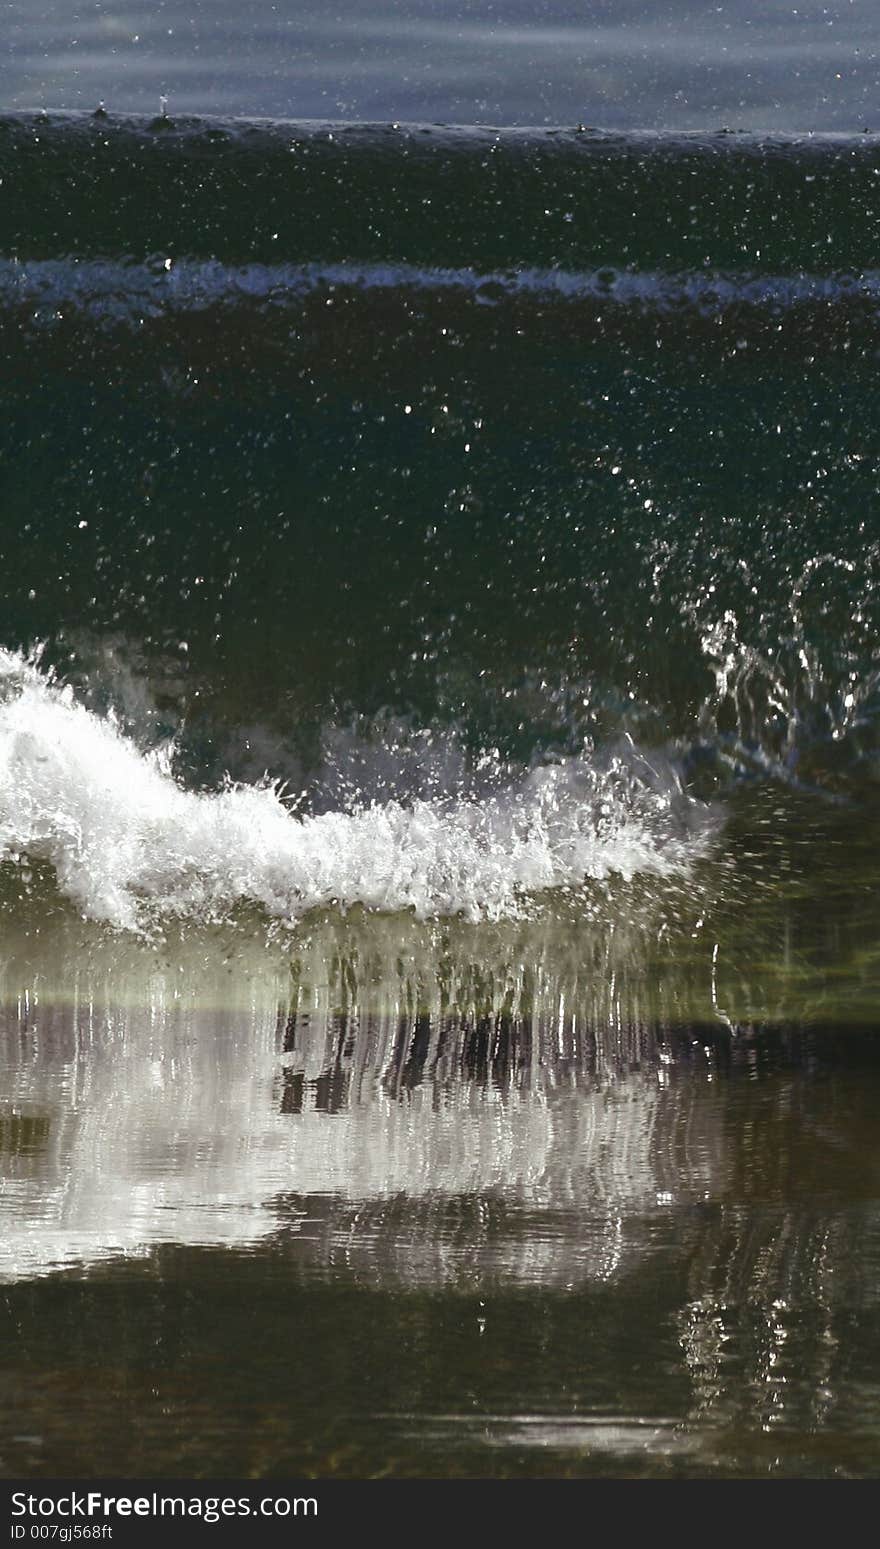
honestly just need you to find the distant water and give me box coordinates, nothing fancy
[2,110,880,1478]
[3,2,880,131]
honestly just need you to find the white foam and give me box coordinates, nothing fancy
[0,648,714,931]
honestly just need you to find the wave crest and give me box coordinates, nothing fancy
[0,649,715,930]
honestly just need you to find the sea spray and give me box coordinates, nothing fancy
[0,648,715,930]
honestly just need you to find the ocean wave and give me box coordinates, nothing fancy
[0,649,716,931]
[3,114,880,274]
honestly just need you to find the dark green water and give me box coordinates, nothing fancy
[1,114,880,1477]
[5,118,880,795]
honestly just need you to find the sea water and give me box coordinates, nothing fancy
[1,112,879,1477]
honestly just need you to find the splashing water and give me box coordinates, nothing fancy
[0,649,715,931]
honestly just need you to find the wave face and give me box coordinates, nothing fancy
[2,115,880,924]
[4,117,880,269]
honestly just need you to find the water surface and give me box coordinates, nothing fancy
[2,114,880,1477]
[3,2,879,129]
[3,945,880,1477]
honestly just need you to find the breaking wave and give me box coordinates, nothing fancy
[0,649,715,931]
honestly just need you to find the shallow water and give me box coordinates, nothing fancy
[2,959,879,1477]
